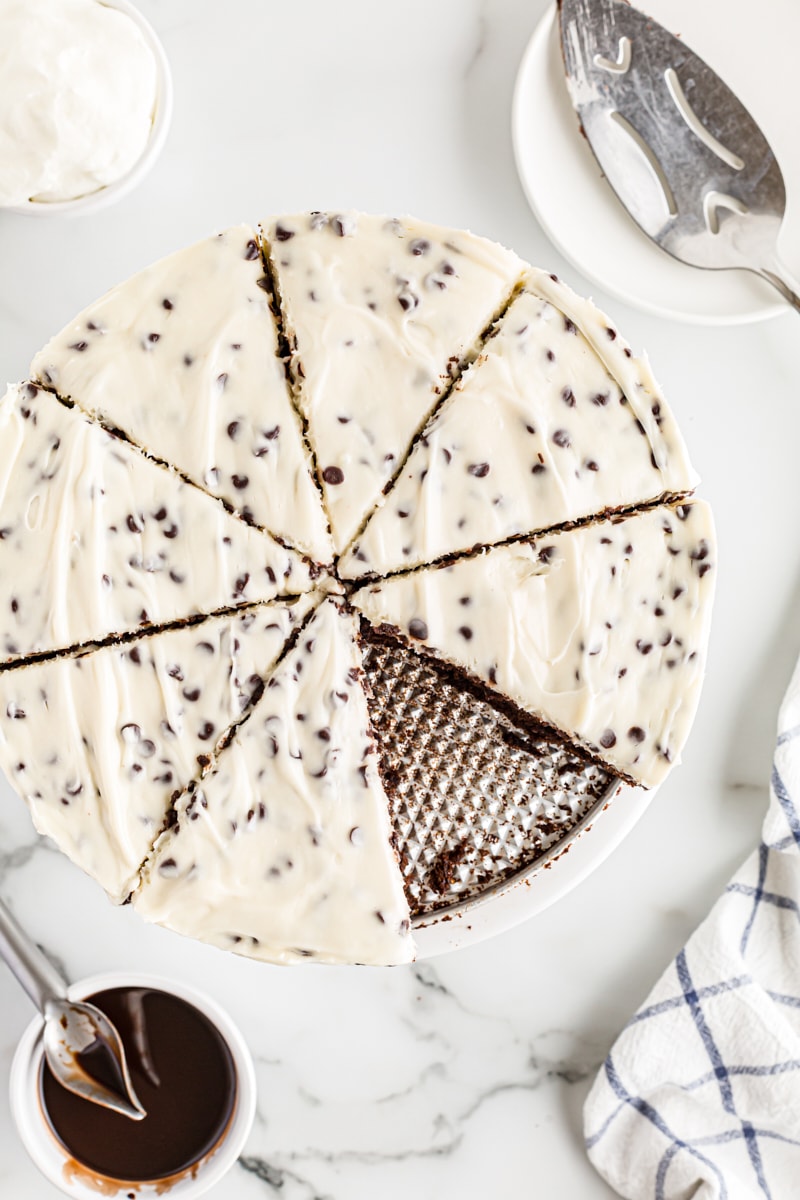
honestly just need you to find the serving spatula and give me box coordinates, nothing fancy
[557,0,800,313]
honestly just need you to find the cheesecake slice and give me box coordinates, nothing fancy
[263,211,525,554]
[31,226,332,564]
[0,384,314,663]
[353,501,715,789]
[0,597,316,901]
[135,596,413,965]
[341,270,697,579]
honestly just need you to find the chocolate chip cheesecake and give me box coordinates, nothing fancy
[0,211,716,965]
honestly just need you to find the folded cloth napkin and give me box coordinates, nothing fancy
[584,653,800,1200]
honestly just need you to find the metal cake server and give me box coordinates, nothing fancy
[557,0,800,314]
[0,896,146,1120]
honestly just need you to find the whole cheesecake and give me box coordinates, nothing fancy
[0,212,715,965]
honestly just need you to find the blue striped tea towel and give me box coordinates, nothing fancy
[585,653,800,1199]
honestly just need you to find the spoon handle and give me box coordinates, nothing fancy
[0,896,68,1013]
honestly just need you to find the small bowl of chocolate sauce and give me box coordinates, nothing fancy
[10,972,256,1198]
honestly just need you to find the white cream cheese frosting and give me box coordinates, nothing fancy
[0,598,315,902]
[263,212,525,555]
[353,501,716,788]
[32,227,332,564]
[0,0,157,206]
[135,597,414,965]
[0,383,313,662]
[341,270,698,578]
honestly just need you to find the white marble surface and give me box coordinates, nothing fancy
[0,1,798,1196]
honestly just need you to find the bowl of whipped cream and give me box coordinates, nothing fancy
[0,0,172,216]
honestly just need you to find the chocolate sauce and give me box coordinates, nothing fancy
[40,987,236,1183]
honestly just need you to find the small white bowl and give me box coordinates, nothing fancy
[9,971,256,1199]
[5,0,173,218]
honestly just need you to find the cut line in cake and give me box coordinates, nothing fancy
[0,594,319,903]
[261,212,527,557]
[134,596,414,966]
[0,383,315,667]
[340,269,699,580]
[352,500,716,790]
[31,226,333,566]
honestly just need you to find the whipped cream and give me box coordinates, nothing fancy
[0,0,158,206]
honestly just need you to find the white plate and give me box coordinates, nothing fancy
[512,0,800,325]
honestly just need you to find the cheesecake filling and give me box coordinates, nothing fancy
[31,227,332,564]
[135,597,414,965]
[341,271,697,579]
[0,383,314,664]
[263,211,525,554]
[0,598,315,901]
[353,501,716,789]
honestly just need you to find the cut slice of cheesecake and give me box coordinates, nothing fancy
[340,270,698,579]
[353,501,716,789]
[135,596,413,966]
[31,226,332,564]
[0,384,315,664]
[263,211,525,555]
[0,596,317,902]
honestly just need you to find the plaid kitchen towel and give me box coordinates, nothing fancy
[585,653,800,1199]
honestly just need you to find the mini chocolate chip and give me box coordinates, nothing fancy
[69,341,88,352]
[599,729,617,748]
[232,474,249,490]
[130,647,142,663]
[147,332,160,344]
[162,298,174,310]
[227,421,240,440]
[552,429,571,448]
[126,514,143,533]
[408,618,428,640]
[217,373,228,389]
[628,726,646,743]
[468,462,490,477]
[531,463,546,475]
[244,239,260,258]
[322,466,345,485]
[198,722,215,741]
[586,460,599,472]
[458,626,473,640]
[592,392,609,406]
[562,387,576,407]
[636,640,653,655]
[274,225,294,242]
[183,687,201,702]
[538,545,556,563]
[409,238,430,255]
[606,326,617,340]
[564,317,577,334]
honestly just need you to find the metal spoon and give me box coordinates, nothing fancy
[0,896,146,1120]
[557,0,800,314]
